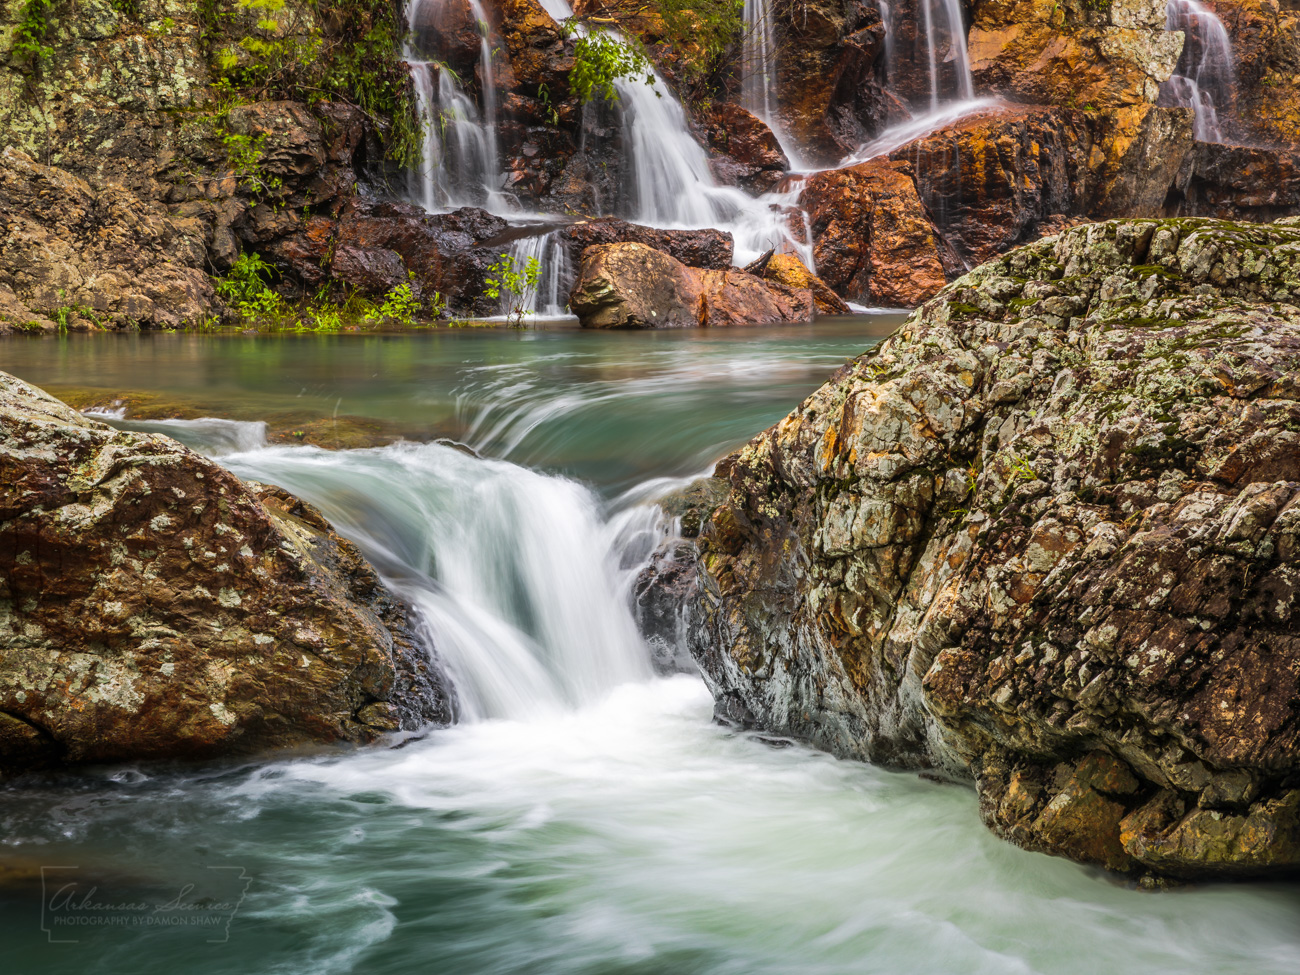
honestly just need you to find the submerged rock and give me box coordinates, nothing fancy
[651,217,1300,880]
[0,373,455,772]
[569,243,813,328]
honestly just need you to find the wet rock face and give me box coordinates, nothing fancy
[0,373,455,771]
[697,104,790,193]
[801,159,948,306]
[569,242,814,328]
[774,0,892,165]
[661,218,1300,879]
[890,107,1091,268]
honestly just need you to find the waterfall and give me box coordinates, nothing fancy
[498,231,573,318]
[405,0,513,215]
[1162,0,1235,142]
[225,442,658,722]
[880,0,973,110]
[739,0,805,168]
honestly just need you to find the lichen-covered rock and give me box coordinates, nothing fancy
[0,372,455,771]
[569,242,813,328]
[654,217,1300,879]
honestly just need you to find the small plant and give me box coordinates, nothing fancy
[12,0,56,71]
[484,254,542,328]
[216,252,287,323]
[1007,455,1039,482]
[568,31,657,104]
[364,281,422,328]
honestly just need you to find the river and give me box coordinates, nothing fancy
[2,321,1298,974]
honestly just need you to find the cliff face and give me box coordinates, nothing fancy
[651,217,1300,879]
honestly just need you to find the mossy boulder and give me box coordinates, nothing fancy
[649,217,1300,880]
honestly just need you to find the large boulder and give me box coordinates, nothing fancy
[800,158,948,306]
[649,218,1300,880]
[888,106,1091,267]
[569,242,814,328]
[0,373,455,771]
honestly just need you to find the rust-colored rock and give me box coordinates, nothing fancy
[888,105,1091,267]
[800,159,948,306]
[697,103,789,193]
[763,253,851,314]
[968,0,1184,109]
[569,242,813,328]
[0,372,455,771]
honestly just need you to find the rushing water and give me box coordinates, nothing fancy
[1161,0,1235,143]
[2,325,1300,973]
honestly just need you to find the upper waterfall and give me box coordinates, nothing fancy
[1161,0,1235,142]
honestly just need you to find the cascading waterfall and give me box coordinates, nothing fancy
[405,0,512,214]
[498,231,573,317]
[223,440,659,722]
[1161,0,1235,142]
[740,0,805,168]
[881,0,973,111]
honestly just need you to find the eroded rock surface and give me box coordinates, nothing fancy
[650,217,1300,879]
[570,242,814,328]
[0,373,454,771]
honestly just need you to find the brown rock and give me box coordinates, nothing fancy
[697,103,789,193]
[569,242,813,328]
[800,159,948,306]
[0,372,455,771]
[968,0,1185,109]
[888,105,1091,267]
[646,217,1300,879]
[560,219,735,270]
[763,253,851,314]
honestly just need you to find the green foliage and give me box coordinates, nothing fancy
[203,0,422,168]
[364,280,425,327]
[657,0,743,90]
[485,253,542,329]
[216,252,289,321]
[216,254,445,331]
[12,0,56,72]
[222,131,284,194]
[568,31,657,104]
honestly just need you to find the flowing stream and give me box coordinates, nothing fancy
[2,328,1299,973]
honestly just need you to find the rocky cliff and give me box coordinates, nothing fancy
[646,217,1300,879]
[0,371,455,771]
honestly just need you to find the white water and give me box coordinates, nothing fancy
[499,231,573,318]
[223,441,658,721]
[1163,0,1235,142]
[881,0,973,110]
[405,0,513,215]
[740,0,807,169]
[839,96,1001,166]
[46,372,1300,973]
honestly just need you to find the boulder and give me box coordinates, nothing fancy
[696,103,790,193]
[762,253,851,314]
[649,217,1300,880]
[559,219,735,270]
[0,372,455,771]
[800,159,948,306]
[569,242,813,328]
[888,105,1091,267]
